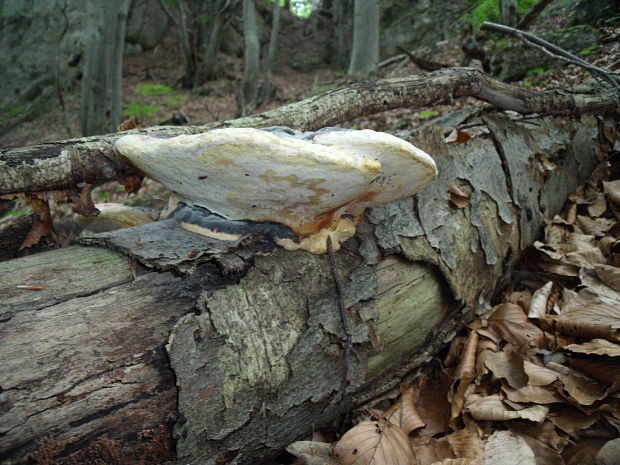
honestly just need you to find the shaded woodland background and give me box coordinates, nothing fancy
[1,1,620,464]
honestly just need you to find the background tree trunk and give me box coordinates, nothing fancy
[239,0,260,116]
[332,0,351,70]
[202,0,226,80]
[259,0,281,105]
[347,0,379,78]
[0,111,612,464]
[500,0,519,27]
[80,0,132,136]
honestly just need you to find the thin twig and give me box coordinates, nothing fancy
[326,236,352,400]
[481,22,620,93]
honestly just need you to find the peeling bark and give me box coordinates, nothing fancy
[1,68,617,197]
[0,112,614,464]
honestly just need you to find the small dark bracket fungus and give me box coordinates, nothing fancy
[114,128,437,253]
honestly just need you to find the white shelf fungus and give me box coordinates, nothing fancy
[115,127,437,253]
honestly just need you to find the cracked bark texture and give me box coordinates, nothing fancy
[0,114,613,464]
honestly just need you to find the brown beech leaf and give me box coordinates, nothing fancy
[510,420,569,452]
[548,405,598,439]
[603,180,620,207]
[445,128,472,144]
[411,372,451,441]
[486,304,545,348]
[20,196,54,249]
[569,355,620,386]
[502,384,564,405]
[528,281,554,319]
[587,192,608,217]
[449,331,478,425]
[464,394,548,422]
[412,436,453,465]
[484,430,536,465]
[577,215,616,237]
[551,300,620,342]
[70,183,99,217]
[124,173,145,194]
[557,372,608,405]
[594,264,620,291]
[562,438,608,465]
[564,339,620,357]
[385,384,425,435]
[331,420,415,465]
[448,184,470,208]
[484,350,527,389]
[445,422,484,463]
[511,431,565,465]
[523,360,560,386]
[286,441,333,465]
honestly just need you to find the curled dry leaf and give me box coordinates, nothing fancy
[603,180,620,207]
[445,422,484,463]
[484,430,536,465]
[509,420,569,452]
[411,372,451,441]
[511,431,565,465]
[484,350,527,389]
[523,360,560,386]
[286,441,333,465]
[563,339,620,357]
[487,304,545,348]
[594,264,620,291]
[445,129,472,144]
[577,215,616,237]
[586,192,608,217]
[562,438,608,465]
[557,372,608,406]
[528,281,554,319]
[464,393,548,422]
[331,420,415,465]
[20,195,54,249]
[551,300,620,342]
[448,184,470,209]
[548,405,598,439]
[386,384,425,435]
[569,355,620,386]
[502,383,565,405]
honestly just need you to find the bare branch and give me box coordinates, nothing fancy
[481,21,620,92]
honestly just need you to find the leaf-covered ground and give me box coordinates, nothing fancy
[285,152,620,465]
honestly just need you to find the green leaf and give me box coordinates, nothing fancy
[418,110,438,119]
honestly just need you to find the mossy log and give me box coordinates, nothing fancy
[0,113,613,464]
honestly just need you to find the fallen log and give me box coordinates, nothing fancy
[1,108,615,464]
[1,67,617,197]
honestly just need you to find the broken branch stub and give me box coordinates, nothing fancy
[114,127,438,253]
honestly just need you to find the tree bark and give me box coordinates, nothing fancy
[347,0,379,78]
[0,111,613,464]
[500,0,519,27]
[80,0,131,136]
[259,0,282,106]
[2,67,617,199]
[239,0,260,116]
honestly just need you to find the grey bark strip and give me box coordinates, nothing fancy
[1,67,618,197]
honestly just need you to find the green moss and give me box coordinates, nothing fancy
[137,83,174,96]
[123,102,160,118]
[419,110,439,119]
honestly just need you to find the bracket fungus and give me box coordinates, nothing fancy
[114,127,437,253]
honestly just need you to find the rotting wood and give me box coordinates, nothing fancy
[1,67,617,197]
[1,113,615,464]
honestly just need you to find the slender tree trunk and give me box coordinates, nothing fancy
[347,0,379,79]
[110,0,131,128]
[332,0,349,69]
[80,0,131,136]
[500,0,519,27]
[202,0,225,80]
[259,0,281,105]
[240,0,260,116]
[177,0,197,88]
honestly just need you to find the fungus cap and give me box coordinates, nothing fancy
[115,127,437,253]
